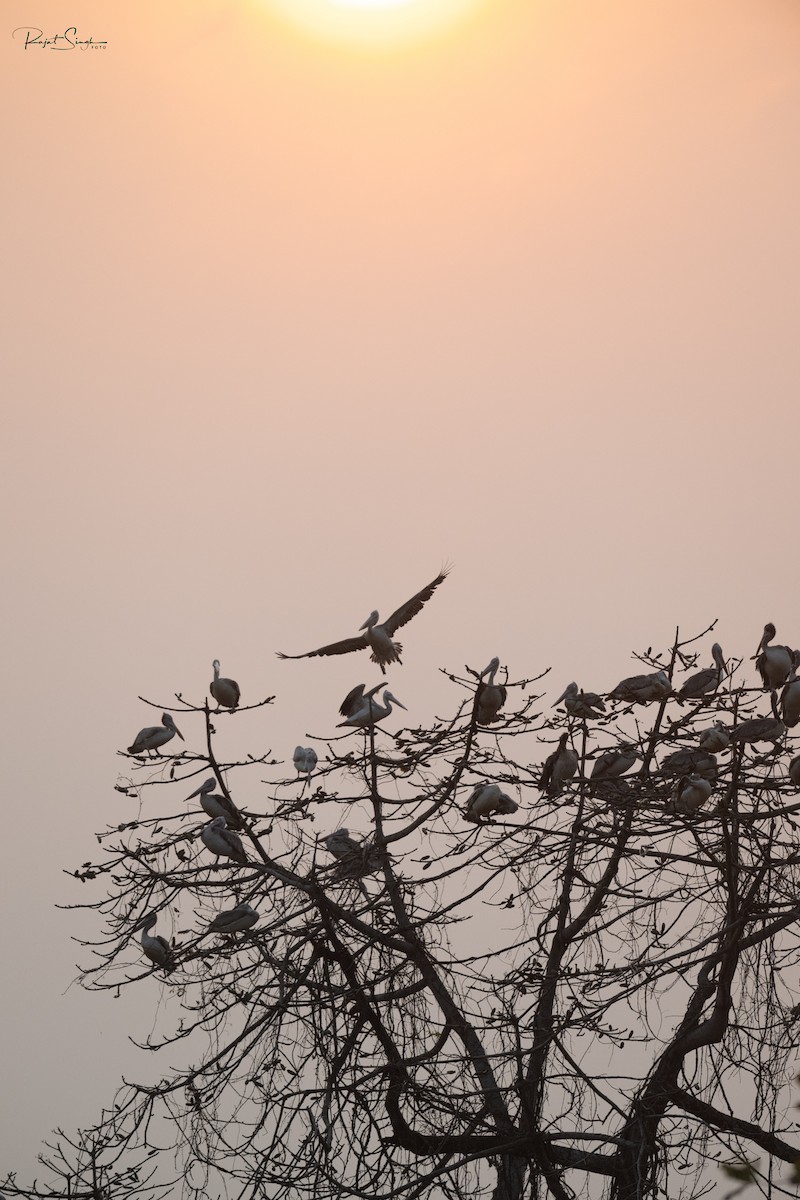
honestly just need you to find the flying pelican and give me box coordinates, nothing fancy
[201,816,247,864]
[210,659,240,709]
[127,713,184,756]
[207,903,260,934]
[608,671,672,705]
[661,749,717,780]
[552,683,606,719]
[463,783,519,822]
[322,829,382,875]
[729,717,785,746]
[185,778,243,830]
[293,746,318,786]
[476,657,507,724]
[697,722,730,753]
[789,755,800,789]
[339,682,386,719]
[277,569,449,674]
[678,644,726,701]
[755,625,795,690]
[590,746,639,781]
[136,913,176,973]
[337,691,407,729]
[538,733,579,798]
[779,654,800,728]
[669,775,713,816]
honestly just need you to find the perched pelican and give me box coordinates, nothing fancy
[277,569,449,674]
[201,816,247,865]
[137,913,176,973]
[608,671,672,705]
[127,713,184,756]
[789,755,800,789]
[755,625,795,690]
[293,746,318,786]
[339,682,386,719]
[552,683,606,720]
[337,691,407,729]
[729,717,785,746]
[669,775,713,816]
[590,746,639,782]
[463,783,519,822]
[661,749,717,780]
[678,644,726,701]
[698,722,730,753]
[476,657,507,724]
[779,655,800,728]
[210,660,240,709]
[207,903,260,934]
[185,778,243,830]
[322,828,382,875]
[539,733,579,798]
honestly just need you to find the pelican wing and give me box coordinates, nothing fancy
[277,635,368,661]
[339,683,366,717]
[381,570,449,637]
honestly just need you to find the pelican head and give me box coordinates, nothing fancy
[359,610,379,632]
[553,683,577,707]
[163,714,184,740]
[756,623,777,655]
[383,692,407,711]
[480,656,501,681]
[213,659,221,673]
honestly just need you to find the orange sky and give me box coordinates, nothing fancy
[2,0,800,1177]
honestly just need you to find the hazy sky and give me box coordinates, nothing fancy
[2,0,800,1180]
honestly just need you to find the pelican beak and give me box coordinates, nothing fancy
[396,699,408,710]
[175,727,185,741]
[552,690,568,707]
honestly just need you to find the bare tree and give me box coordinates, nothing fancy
[5,626,800,1200]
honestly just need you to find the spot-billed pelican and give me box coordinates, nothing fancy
[552,683,606,719]
[539,733,578,798]
[669,775,713,816]
[780,655,800,728]
[463,783,519,822]
[337,691,407,729]
[127,713,184,756]
[476,657,507,724]
[277,570,449,674]
[755,625,795,690]
[608,671,672,705]
[789,755,800,789]
[661,749,717,780]
[322,828,382,875]
[698,722,730,753]
[293,746,318,787]
[339,682,386,719]
[185,778,243,830]
[678,644,726,701]
[590,746,639,781]
[136,913,176,973]
[729,717,785,746]
[207,903,260,934]
[201,816,247,864]
[210,660,240,709]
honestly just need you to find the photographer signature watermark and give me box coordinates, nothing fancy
[12,27,107,50]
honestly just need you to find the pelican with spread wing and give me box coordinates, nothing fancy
[277,569,449,674]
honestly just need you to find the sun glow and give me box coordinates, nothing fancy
[261,0,484,48]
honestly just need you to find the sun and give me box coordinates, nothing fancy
[261,0,484,48]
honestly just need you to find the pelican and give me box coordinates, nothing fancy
[339,682,386,719]
[185,778,243,830]
[322,828,382,875]
[337,691,407,729]
[779,654,800,728]
[552,683,606,719]
[136,913,176,973]
[277,569,449,674]
[590,746,639,781]
[127,713,184,756]
[293,746,318,786]
[698,722,730,753]
[538,733,579,798]
[789,755,800,789]
[476,657,507,724]
[678,644,726,701]
[661,749,717,780]
[669,775,713,816]
[755,625,795,690]
[200,816,247,864]
[729,717,785,746]
[608,671,672,705]
[463,783,519,822]
[207,903,260,934]
[210,659,240,709]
